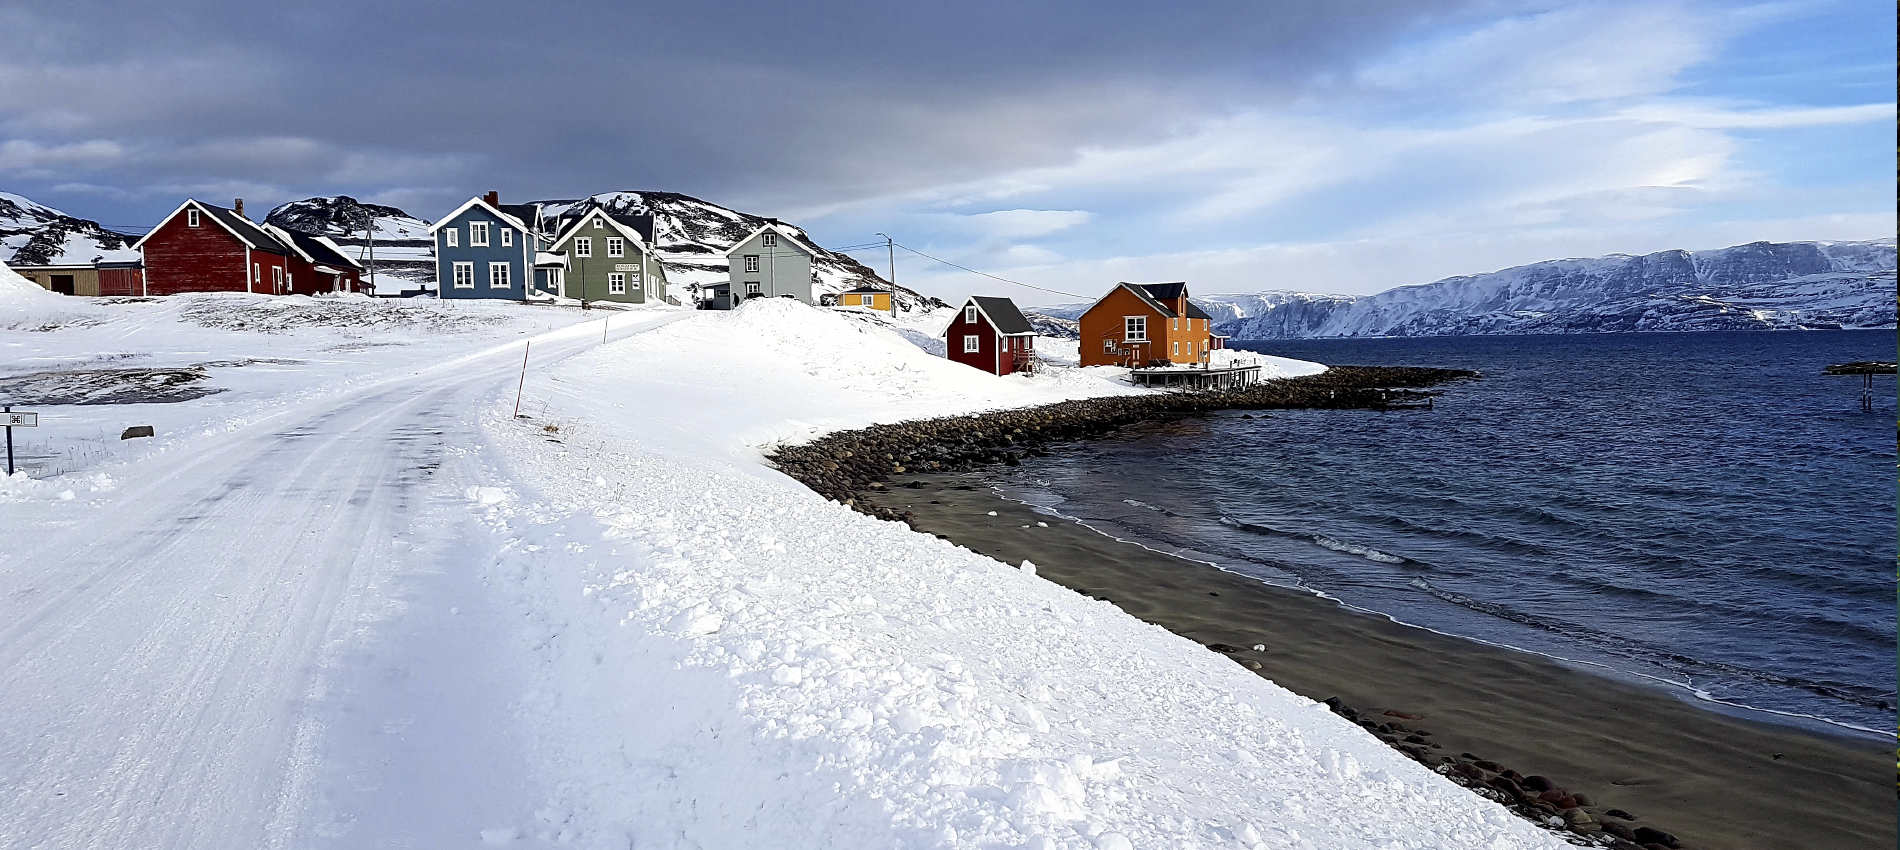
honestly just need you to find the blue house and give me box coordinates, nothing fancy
[429,192,547,300]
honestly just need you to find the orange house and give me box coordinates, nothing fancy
[1077,282,1217,367]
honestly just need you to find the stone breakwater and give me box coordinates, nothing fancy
[768,365,1476,525]
[1319,696,1685,850]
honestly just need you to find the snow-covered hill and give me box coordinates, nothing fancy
[1039,240,1896,338]
[0,193,139,267]
[264,196,437,289]
[535,191,944,312]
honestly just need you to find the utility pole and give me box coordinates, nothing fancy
[364,213,377,295]
[876,232,895,289]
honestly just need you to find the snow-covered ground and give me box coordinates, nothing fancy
[0,270,1562,849]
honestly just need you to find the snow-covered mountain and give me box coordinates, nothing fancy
[1038,240,1896,338]
[0,193,140,267]
[263,196,437,288]
[534,191,943,312]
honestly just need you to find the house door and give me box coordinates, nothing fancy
[50,274,76,295]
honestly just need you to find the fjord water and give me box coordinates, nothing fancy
[1001,330,1896,733]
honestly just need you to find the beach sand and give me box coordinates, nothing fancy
[870,474,1893,850]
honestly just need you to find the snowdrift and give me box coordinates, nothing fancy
[480,298,1563,848]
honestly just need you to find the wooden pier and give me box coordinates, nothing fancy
[1129,363,1263,391]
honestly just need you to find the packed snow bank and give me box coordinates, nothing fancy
[481,298,1563,848]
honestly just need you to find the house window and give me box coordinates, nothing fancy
[593,218,604,229]
[575,237,592,258]
[1125,316,1146,341]
[964,335,980,353]
[607,237,624,257]
[762,232,777,247]
[609,273,626,294]
[1172,341,1180,355]
[501,228,513,247]
[965,305,977,324]
[489,262,510,289]
[744,255,759,273]
[745,282,761,295]
[187,209,200,227]
[1103,338,1115,353]
[253,263,261,283]
[445,228,458,247]
[453,262,474,288]
[469,222,490,246]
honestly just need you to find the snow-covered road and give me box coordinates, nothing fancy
[0,311,683,849]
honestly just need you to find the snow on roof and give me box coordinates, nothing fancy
[428,196,534,235]
[548,207,651,252]
[719,222,819,259]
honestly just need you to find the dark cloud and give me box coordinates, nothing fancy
[1,0,1496,223]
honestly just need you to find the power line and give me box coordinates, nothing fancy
[876,240,1086,299]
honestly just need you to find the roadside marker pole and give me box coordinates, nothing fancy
[603,314,610,344]
[4,405,12,477]
[513,341,531,418]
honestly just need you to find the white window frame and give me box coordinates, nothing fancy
[607,237,624,257]
[608,272,626,294]
[965,305,977,324]
[187,208,200,227]
[469,221,490,247]
[593,217,604,230]
[273,266,284,288]
[253,263,261,283]
[445,228,458,247]
[963,334,980,353]
[488,261,510,289]
[1125,316,1147,341]
[1103,338,1115,354]
[574,237,592,258]
[744,255,759,273]
[761,232,777,248]
[453,261,475,288]
[745,281,761,295]
[1172,341,1180,355]
[501,228,513,247]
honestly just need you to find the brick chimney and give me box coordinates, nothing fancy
[233,198,244,218]
[484,190,499,207]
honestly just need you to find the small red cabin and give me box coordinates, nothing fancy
[943,296,1038,376]
[134,199,291,296]
[266,224,364,294]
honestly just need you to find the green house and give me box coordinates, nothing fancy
[543,206,668,304]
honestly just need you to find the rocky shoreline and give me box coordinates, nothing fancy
[768,365,1475,524]
[1318,695,1682,848]
[768,364,1706,849]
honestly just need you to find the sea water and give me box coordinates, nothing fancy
[997,330,1896,734]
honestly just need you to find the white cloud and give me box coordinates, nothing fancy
[0,139,125,175]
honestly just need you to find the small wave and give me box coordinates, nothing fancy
[1122,499,1163,512]
[1312,534,1406,564]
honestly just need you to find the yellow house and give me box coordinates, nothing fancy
[837,287,893,312]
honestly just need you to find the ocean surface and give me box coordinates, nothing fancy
[994,330,1896,734]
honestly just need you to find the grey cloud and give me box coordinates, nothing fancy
[1,0,1497,222]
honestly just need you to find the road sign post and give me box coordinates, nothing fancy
[3,406,38,476]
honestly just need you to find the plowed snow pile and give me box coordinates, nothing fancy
[479,299,1563,848]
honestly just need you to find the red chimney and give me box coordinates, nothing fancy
[484,191,499,207]
[234,198,245,218]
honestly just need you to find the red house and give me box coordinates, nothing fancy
[133,199,292,296]
[942,296,1038,376]
[265,224,364,294]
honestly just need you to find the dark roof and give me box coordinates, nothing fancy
[201,204,289,254]
[498,203,541,229]
[1135,281,1187,302]
[971,296,1035,335]
[282,230,360,270]
[1117,283,1177,318]
[609,212,655,244]
[842,286,888,295]
[1183,300,1212,320]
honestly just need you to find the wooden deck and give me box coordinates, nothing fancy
[1129,363,1262,390]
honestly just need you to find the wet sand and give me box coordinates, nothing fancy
[870,474,1893,850]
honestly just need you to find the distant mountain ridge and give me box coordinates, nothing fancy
[1037,240,1896,337]
[0,193,139,266]
[264,196,436,286]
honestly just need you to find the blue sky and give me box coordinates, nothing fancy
[0,0,1891,305]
